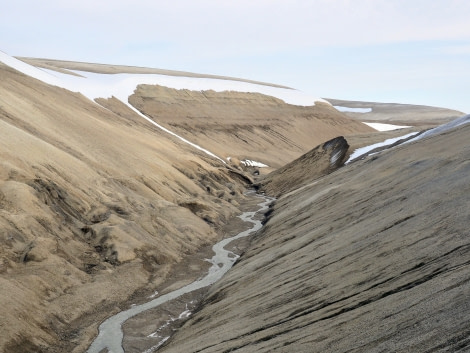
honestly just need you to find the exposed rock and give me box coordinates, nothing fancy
[256,136,349,197]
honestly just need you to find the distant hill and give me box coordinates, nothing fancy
[327,98,465,125]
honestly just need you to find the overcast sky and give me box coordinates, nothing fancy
[2,0,470,113]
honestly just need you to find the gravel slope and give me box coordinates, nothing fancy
[160,122,470,353]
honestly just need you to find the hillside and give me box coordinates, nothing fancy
[0,54,376,353]
[159,119,470,353]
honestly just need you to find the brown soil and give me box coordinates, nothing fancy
[2,56,464,353]
[0,63,249,353]
[129,85,373,169]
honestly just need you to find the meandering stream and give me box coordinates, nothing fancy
[86,193,273,353]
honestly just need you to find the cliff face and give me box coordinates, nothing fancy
[160,123,470,352]
[0,59,373,353]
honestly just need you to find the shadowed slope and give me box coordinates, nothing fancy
[256,136,349,197]
[160,123,470,352]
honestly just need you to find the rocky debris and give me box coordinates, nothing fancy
[159,123,470,353]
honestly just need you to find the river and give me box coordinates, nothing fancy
[86,192,273,353]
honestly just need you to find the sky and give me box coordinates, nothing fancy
[2,0,470,113]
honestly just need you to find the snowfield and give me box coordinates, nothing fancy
[0,50,326,106]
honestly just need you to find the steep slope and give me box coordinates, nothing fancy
[18,57,374,169]
[0,61,248,353]
[159,122,470,352]
[129,86,370,169]
[256,136,349,197]
[0,54,376,353]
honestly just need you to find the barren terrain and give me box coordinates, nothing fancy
[160,120,470,353]
[0,57,378,352]
[327,98,465,125]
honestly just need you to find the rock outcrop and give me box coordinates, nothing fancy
[256,136,349,197]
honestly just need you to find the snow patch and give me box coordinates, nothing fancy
[346,132,419,164]
[241,159,269,168]
[0,50,325,164]
[0,50,59,85]
[148,290,159,299]
[334,106,372,113]
[363,122,410,131]
[142,336,170,353]
[0,51,227,163]
[406,114,470,143]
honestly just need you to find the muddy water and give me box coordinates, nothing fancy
[86,193,273,353]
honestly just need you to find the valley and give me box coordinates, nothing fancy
[0,53,468,353]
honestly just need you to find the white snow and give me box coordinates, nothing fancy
[334,106,372,113]
[148,290,159,299]
[345,132,419,164]
[363,122,411,131]
[241,159,269,168]
[406,114,470,144]
[0,52,325,106]
[142,336,170,353]
[0,50,60,85]
[0,51,325,164]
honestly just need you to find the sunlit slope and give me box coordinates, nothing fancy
[0,53,374,352]
[160,123,470,352]
[0,62,246,352]
[17,56,374,169]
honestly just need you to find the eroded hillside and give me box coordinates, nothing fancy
[159,122,470,352]
[129,86,371,169]
[0,61,256,352]
[0,56,374,353]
